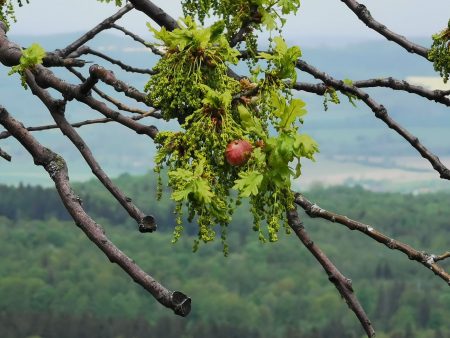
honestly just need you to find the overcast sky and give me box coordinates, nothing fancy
[8,0,450,45]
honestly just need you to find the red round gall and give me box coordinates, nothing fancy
[225,140,253,166]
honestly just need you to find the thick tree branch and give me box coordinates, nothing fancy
[0,105,191,316]
[296,59,450,180]
[294,193,450,285]
[128,0,179,30]
[286,208,375,338]
[340,0,429,58]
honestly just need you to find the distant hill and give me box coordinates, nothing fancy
[1,33,448,191]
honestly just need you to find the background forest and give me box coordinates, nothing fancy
[1,173,449,338]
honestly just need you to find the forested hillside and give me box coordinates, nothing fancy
[0,174,449,338]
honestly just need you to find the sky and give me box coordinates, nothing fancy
[7,0,450,45]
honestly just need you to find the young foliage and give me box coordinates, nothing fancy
[182,0,301,54]
[97,0,123,6]
[429,19,450,83]
[0,0,29,28]
[148,11,318,252]
[145,17,239,121]
[8,43,45,89]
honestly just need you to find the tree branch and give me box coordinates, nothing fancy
[86,64,148,104]
[286,208,375,338]
[296,59,450,180]
[57,3,134,57]
[75,46,155,75]
[0,146,11,161]
[24,70,157,233]
[0,113,155,140]
[353,77,450,107]
[294,193,450,285]
[111,23,164,55]
[0,105,191,316]
[128,0,179,30]
[340,0,429,58]
[67,66,159,116]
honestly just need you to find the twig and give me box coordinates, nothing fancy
[77,47,155,75]
[67,67,158,116]
[0,105,191,316]
[0,146,11,161]
[294,193,450,285]
[286,208,375,338]
[57,3,134,57]
[42,53,86,68]
[87,64,148,103]
[0,113,155,140]
[435,252,450,263]
[25,70,157,233]
[353,78,450,107]
[111,23,164,56]
[340,0,429,58]
[296,59,450,180]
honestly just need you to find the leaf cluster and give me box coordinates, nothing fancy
[96,0,123,6]
[429,19,450,83]
[0,0,29,28]
[145,18,239,121]
[8,43,45,89]
[181,0,300,54]
[150,25,318,251]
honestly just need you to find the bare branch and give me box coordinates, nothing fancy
[286,208,375,338]
[294,193,450,285]
[340,0,429,58]
[67,67,159,116]
[434,252,450,263]
[353,77,450,107]
[0,113,155,141]
[0,105,191,316]
[75,46,155,75]
[42,53,86,68]
[128,0,179,30]
[57,3,134,57]
[111,23,164,55]
[296,59,450,180]
[86,64,148,104]
[292,81,327,95]
[0,146,11,161]
[24,70,157,233]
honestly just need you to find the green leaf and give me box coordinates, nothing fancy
[280,98,307,127]
[210,21,225,41]
[194,180,214,203]
[261,11,276,30]
[273,36,288,55]
[233,171,264,197]
[258,52,275,61]
[238,105,253,129]
[294,134,319,159]
[21,43,46,66]
[270,91,286,117]
[237,105,265,137]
